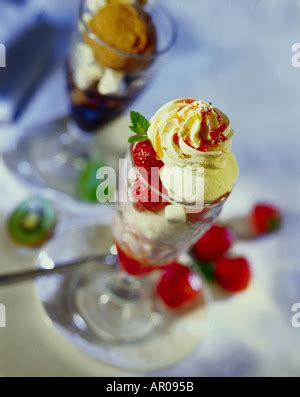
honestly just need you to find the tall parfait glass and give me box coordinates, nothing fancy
[44,98,239,370]
[71,151,231,343]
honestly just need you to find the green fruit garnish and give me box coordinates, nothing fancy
[21,212,41,230]
[77,160,114,203]
[7,197,57,247]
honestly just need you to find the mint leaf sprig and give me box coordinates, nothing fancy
[128,111,150,143]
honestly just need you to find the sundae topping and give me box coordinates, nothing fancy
[129,110,150,142]
[131,179,167,213]
[147,98,233,167]
[132,140,163,174]
[97,68,124,94]
[87,0,106,13]
[85,3,156,72]
[128,99,238,204]
[74,63,103,90]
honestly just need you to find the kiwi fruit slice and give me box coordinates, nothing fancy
[7,197,57,247]
[77,160,114,203]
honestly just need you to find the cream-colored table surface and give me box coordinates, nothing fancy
[0,156,131,377]
[0,156,299,376]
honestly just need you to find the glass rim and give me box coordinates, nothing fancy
[79,1,177,61]
[128,144,230,211]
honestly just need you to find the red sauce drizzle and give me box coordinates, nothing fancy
[173,133,179,146]
[209,109,228,145]
[199,140,210,152]
[176,102,229,154]
[197,108,228,152]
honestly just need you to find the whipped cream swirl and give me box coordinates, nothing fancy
[147,98,233,167]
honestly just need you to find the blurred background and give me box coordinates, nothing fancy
[0,0,299,376]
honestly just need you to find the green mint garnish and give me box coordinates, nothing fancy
[128,111,150,143]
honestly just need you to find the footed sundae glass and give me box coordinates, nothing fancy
[40,98,238,370]
[72,120,236,343]
[70,147,228,342]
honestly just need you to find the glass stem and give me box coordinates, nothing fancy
[108,271,144,302]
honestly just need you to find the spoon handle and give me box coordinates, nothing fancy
[0,254,116,286]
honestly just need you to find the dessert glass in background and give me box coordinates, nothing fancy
[69,0,158,132]
[3,0,176,203]
[64,99,239,364]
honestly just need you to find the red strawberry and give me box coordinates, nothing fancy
[215,256,251,292]
[187,208,208,223]
[250,203,281,235]
[193,224,235,261]
[132,140,164,174]
[116,245,161,276]
[156,263,202,309]
[131,179,167,213]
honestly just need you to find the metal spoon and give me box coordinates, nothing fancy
[0,253,117,286]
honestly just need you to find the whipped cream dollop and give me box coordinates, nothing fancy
[147,98,238,203]
[73,42,125,94]
[147,98,233,167]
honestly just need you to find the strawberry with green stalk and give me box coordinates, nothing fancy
[128,111,164,173]
[250,203,282,235]
[128,111,167,212]
[192,224,252,293]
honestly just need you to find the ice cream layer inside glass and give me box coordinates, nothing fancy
[114,98,239,271]
[68,0,159,132]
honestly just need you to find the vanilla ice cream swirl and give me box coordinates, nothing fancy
[147,98,234,167]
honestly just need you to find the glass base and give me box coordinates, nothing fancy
[36,223,211,372]
[3,115,130,204]
[74,269,165,343]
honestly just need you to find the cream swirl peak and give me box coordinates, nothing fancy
[147,98,234,167]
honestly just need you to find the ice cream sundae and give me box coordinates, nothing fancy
[68,0,158,131]
[113,98,239,271]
